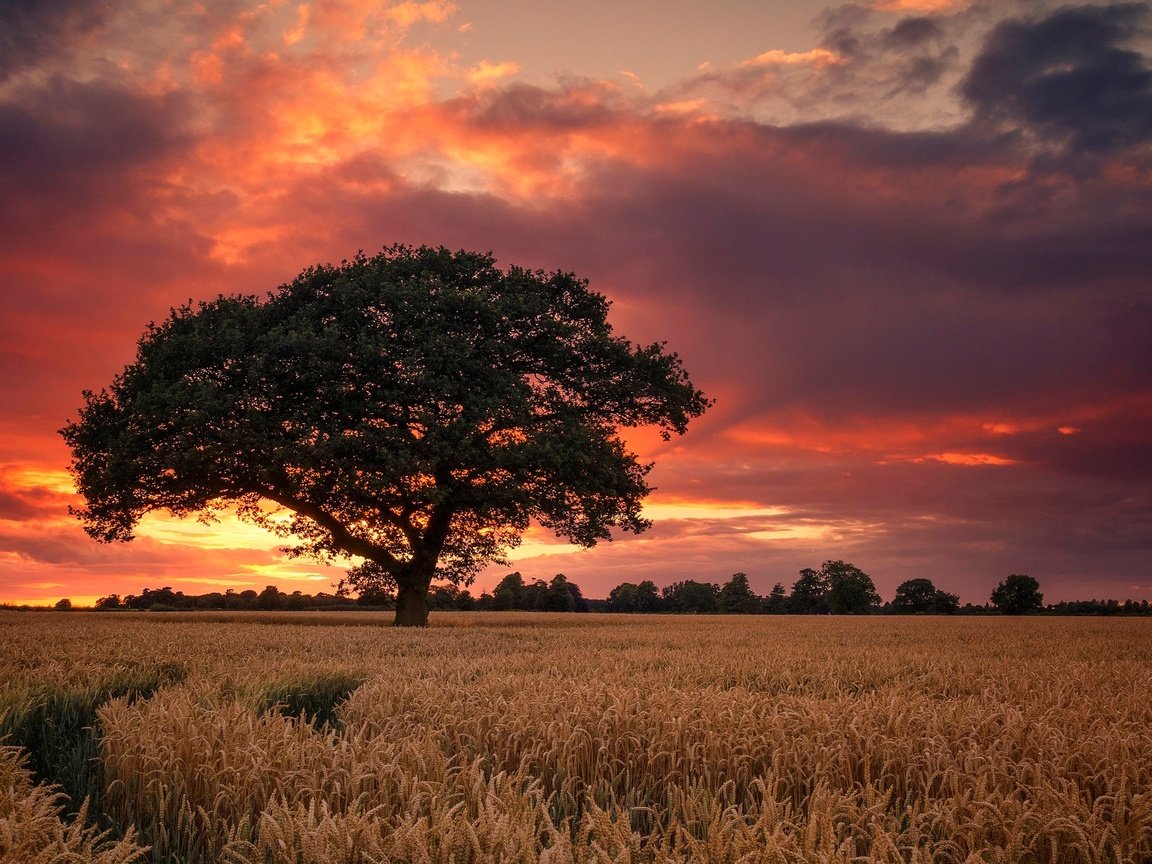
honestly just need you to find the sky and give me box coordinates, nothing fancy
[1,0,1150,607]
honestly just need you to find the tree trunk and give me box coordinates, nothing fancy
[393,583,430,627]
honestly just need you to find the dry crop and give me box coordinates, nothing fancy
[1,611,1150,863]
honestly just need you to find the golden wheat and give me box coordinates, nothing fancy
[3,612,1151,863]
[0,743,146,864]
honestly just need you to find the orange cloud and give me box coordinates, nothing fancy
[870,0,968,10]
[740,49,840,68]
[913,453,1017,467]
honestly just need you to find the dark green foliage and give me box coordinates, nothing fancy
[428,584,477,610]
[932,589,961,614]
[763,583,788,613]
[719,573,761,614]
[488,571,587,611]
[789,568,830,614]
[824,561,881,614]
[661,580,720,614]
[492,572,525,610]
[61,246,710,626]
[605,582,642,612]
[0,661,187,814]
[892,578,937,613]
[991,574,1044,614]
[257,673,365,729]
[257,585,286,610]
[893,578,961,614]
[545,574,579,611]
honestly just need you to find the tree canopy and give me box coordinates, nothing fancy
[823,560,881,614]
[61,245,711,625]
[990,574,1044,615]
[892,577,960,614]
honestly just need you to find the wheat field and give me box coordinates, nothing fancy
[1,611,1150,863]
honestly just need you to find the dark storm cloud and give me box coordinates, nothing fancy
[468,81,622,131]
[817,6,958,97]
[0,77,190,193]
[0,487,56,521]
[962,3,1152,155]
[0,0,109,81]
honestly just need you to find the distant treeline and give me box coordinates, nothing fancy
[22,561,1152,616]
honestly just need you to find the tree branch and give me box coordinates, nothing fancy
[253,484,405,572]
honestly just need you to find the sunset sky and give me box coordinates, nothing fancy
[2,0,1150,606]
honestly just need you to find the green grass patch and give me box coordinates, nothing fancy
[0,660,187,814]
[256,672,366,729]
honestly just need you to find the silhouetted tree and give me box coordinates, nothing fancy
[824,561,880,614]
[892,577,960,614]
[990,574,1043,615]
[61,246,711,626]
[545,574,578,611]
[932,588,960,614]
[789,568,830,614]
[763,582,789,614]
[607,582,641,612]
[662,580,720,614]
[257,585,285,610]
[428,584,475,610]
[522,579,550,610]
[563,576,590,612]
[54,598,72,611]
[492,572,524,610]
[892,578,938,613]
[94,594,122,610]
[719,572,761,614]
[635,580,661,613]
[355,584,394,607]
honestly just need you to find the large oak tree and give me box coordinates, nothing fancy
[61,246,711,625]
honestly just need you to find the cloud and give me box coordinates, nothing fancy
[962,3,1152,156]
[0,0,109,81]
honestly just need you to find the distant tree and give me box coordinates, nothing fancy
[197,591,227,609]
[257,585,286,610]
[763,582,789,614]
[607,579,661,612]
[990,574,1043,615]
[719,572,761,614]
[932,589,960,614]
[892,578,938,614]
[94,594,122,611]
[492,572,524,610]
[789,568,830,614]
[61,246,710,626]
[125,586,187,610]
[522,579,550,610]
[428,583,475,610]
[634,580,660,612]
[606,582,640,612]
[823,561,880,614]
[355,584,394,607]
[892,578,960,614]
[563,577,590,612]
[54,598,73,611]
[544,574,578,612]
[662,580,720,614]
